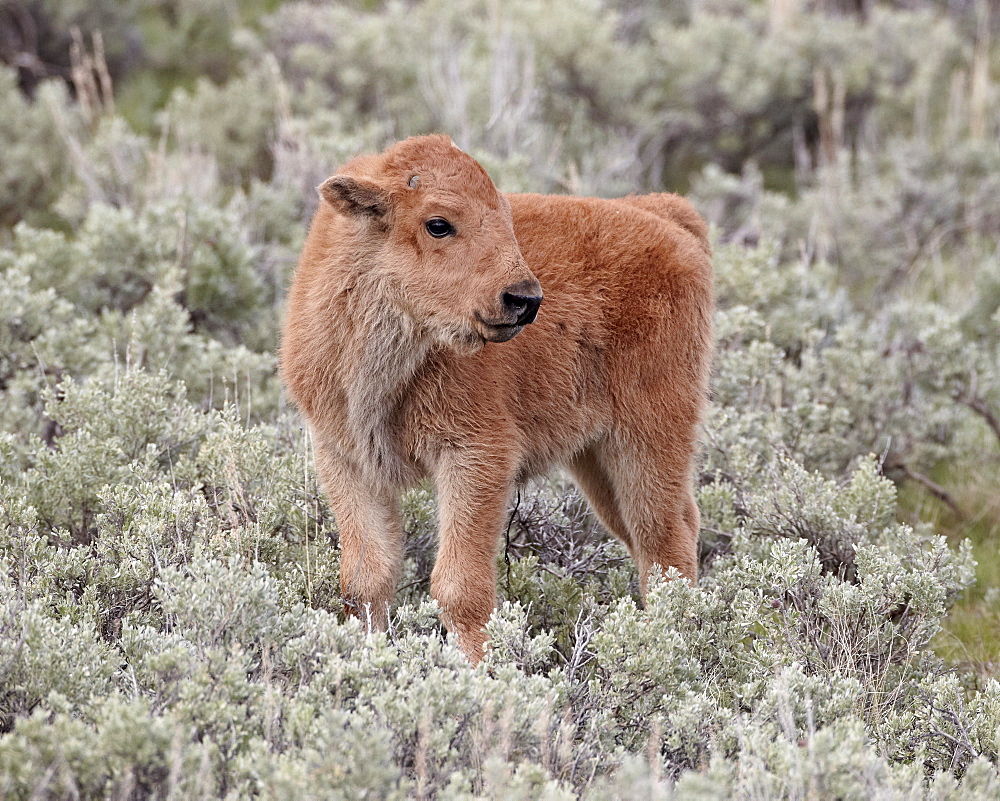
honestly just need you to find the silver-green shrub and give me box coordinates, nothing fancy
[1,0,999,797]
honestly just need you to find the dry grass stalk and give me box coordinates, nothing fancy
[69,27,114,126]
[969,0,991,140]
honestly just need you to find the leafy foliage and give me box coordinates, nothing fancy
[1,0,999,797]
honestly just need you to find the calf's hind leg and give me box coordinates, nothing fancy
[598,437,700,595]
[568,445,631,549]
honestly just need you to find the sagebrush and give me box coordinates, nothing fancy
[1,0,999,797]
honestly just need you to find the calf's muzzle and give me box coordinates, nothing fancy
[500,278,543,326]
[502,292,543,326]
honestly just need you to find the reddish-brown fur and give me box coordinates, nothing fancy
[280,135,713,662]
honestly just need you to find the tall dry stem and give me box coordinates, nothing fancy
[69,28,114,126]
[969,0,991,140]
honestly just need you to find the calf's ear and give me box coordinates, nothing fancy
[318,176,391,219]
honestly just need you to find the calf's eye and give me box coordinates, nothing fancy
[425,218,455,238]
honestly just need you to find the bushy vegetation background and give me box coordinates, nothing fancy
[2,0,1000,797]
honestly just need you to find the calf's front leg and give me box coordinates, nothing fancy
[313,439,403,630]
[431,454,514,663]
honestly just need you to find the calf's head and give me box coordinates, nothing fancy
[318,135,542,352]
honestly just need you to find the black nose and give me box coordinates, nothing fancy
[502,292,543,326]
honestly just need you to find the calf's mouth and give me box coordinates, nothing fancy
[475,315,528,343]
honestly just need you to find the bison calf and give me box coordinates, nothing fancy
[280,135,713,662]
